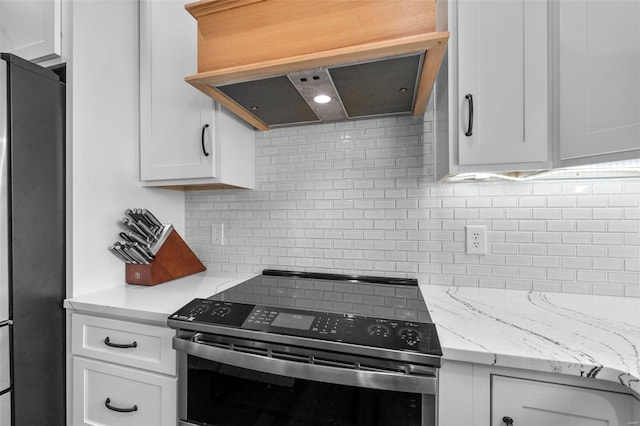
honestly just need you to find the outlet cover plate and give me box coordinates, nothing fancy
[211,223,224,246]
[465,225,486,254]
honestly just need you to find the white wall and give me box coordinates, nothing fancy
[69,0,184,296]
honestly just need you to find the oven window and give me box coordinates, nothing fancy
[186,355,429,426]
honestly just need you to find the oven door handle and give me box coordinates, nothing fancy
[173,336,437,394]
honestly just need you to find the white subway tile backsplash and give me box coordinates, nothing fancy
[186,114,640,297]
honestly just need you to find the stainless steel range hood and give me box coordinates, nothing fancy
[185,0,449,131]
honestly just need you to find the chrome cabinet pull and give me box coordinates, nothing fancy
[201,124,210,156]
[105,397,138,413]
[464,94,474,136]
[104,336,137,349]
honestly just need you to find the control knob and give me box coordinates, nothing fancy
[367,324,390,338]
[188,304,210,317]
[212,306,232,317]
[399,328,421,347]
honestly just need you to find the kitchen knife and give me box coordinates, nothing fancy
[112,244,135,263]
[122,217,150,241]
[136,220,157,242]
[119,232,135,243]
[141,208,163,229]
[131,242,154,263]
[130,208,156,231]
[125,231,149,247]
[122,244,148,264]
[108,245,131,263]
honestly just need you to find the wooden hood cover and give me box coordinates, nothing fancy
[185,0,449,131]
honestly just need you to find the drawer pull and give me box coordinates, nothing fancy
[105,397,138,413]
[104,336,138,349]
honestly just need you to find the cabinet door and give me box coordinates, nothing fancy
[556,0,640,166]
[73,357,177,426]
[0,0,61,62]
[140,0,216,181]
[492,375,634,426]
[456,0,549,167]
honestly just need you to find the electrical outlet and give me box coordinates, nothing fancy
[465,225,486,254]
[211,223,224,246]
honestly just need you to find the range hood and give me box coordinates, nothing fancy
[185,0,449,131]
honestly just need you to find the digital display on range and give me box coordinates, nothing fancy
[271,312,315,330]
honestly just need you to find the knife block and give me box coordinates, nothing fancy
[125,228,206,286]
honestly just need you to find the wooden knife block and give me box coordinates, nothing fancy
[125,229,206,286]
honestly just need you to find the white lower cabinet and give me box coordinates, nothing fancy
[492,375,634,426]
[440,360,638,426]
[73,357,176,426]
[71,313,177,426]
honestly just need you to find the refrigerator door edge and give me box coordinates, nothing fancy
[0,58,8,324]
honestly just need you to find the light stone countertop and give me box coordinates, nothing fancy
[420,285,640,397]
[63,270,258,323]
[64,273,640,396]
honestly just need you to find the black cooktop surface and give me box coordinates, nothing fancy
[168,270,442,357]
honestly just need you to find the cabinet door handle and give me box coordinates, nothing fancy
[104,397,138,413]
[464,94,474,136]
[104,336,137,349]
[201,123,210,157]
[502,416,514,425]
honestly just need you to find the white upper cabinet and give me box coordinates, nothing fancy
[436,0,639,180]
[554,0,640,167]
[436,0,551,179]
[457,0,549,167]
[0,0,61,62]
[140,0,255,190]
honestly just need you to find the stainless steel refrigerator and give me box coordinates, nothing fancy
[0,53,66,425]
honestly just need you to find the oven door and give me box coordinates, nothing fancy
[174,334,438,426]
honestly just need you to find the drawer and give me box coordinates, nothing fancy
[73,357,177,426]
[72,313,176,375]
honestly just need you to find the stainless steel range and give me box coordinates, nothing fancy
[168,270,442,426]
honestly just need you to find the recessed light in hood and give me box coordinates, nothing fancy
[184,0,449,131]
[313,95,331,104]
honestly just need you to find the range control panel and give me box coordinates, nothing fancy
[169,298,440,353]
